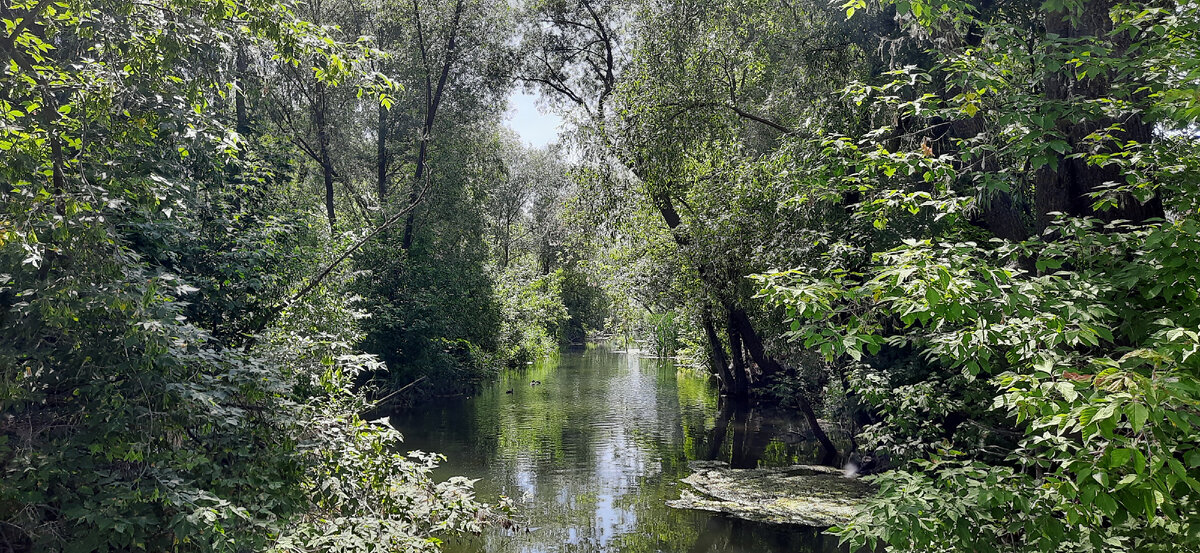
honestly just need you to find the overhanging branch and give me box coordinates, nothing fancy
[656,101,794,134]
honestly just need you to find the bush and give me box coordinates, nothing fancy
[645,311,681,357]
[495,268,570,366]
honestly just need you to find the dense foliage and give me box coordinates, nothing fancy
[0,0,513,550]
[754,1,1200,550]
[6,0,1200,551]
[522,0,1200,551]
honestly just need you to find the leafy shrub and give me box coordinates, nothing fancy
[353,233,502,394]
[495,269,570,366]
[755,1,1200,550]
[0,0,501,550]
[645,311,681,357]
[559,267,610,342]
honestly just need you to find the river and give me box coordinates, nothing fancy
[389,344,846,553]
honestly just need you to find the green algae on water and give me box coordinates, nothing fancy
[667,461,874,527]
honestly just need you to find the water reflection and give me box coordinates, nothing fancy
[389,345,845,553]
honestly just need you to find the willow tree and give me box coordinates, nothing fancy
[349,0,516,394]
[613,0,892,458]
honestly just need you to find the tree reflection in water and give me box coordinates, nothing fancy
[390,345,850,553]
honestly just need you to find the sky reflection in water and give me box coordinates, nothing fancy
[390,345,845,553]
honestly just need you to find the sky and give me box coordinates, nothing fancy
[505,91,564,148]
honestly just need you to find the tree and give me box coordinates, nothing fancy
[599,0,864,458]
[754,0,1200,550]
[0,1,497,550]
[394,0,512,250]
[515,0,622,126]
[262,0,370,231]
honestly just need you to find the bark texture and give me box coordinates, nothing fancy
[1035,0,1163,234]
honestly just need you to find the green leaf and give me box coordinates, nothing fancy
[1094,402,1118,423]
[1096,492,1118,518]
[1129,403,1148,433]
[1186,449,1200,469]
[1129,448,1146,475]
[1079,405,1099,426]
[1056,381,1078,402]
[925,286,941,306]
[1109,448,1133,468]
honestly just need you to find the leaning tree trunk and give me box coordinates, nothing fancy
[647,181,837,460]
[724,313,751,398]
[729,307,837,462]
[401,133,430,249]
[701,306,734,393]
[401,0,464,251]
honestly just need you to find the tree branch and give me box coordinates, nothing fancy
[5,0,53,46]
[288,181,430,307]
[657,101,794,134]
[359,376,427,417]
[240,181,433,349]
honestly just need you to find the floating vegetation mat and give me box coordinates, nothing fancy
[667,461,875,527]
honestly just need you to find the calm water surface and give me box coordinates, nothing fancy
[390,344,845,553]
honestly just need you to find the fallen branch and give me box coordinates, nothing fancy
[362,375,427,416]
[241,182,431,349]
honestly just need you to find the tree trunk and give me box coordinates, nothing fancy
[314,82,335,231]
[377,102,388,199]
[1035,0,1163,234]
[979,188,1029,242]
[938,114,1031,242]
[321,164,335,230]
[701,306,733,393]
[401,0,465,251]
[501,219,511,269]
[401,136,427,249]
[728,307,837,462]
[725,313,750,398]
[643,163,836,460]
[235,41,250,136]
